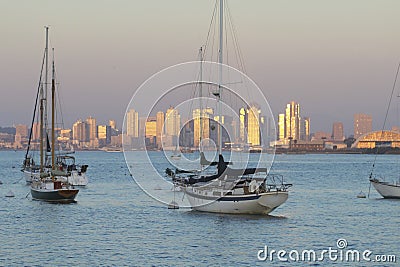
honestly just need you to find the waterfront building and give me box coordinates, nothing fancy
[193,108,213,147]
[126,109,139,138]
[247,105,260,146]
[352,130,400,149]
[98,125,111,145]
[165,107,180,147]
[332,122,344,141]
[72,120,87,142]
[354,113,372,139]
[285,101,301,141]
[86,116,97,141]
[156,111,164,149]
[145,117,157,146]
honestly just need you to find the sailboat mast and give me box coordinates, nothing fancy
[217,0,223,155]
[51,49,55,173]
[40,26,49,172]
[199,47,203,150]
[44,26,49,138]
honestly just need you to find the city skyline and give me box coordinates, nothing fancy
[2,104,400,150]
[1,1,400,135]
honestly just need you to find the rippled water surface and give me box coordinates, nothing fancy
[0,151,399,266]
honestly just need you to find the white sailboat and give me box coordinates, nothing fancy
[27,27,80,202]
[22,27,88,187]
[369,63,400,199]
[174,0,292,214]
[370,178,400,199]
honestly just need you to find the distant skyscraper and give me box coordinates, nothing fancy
[145,117,157,145]
[354,114,372,139]
[332,122,344,141]
[303,117,310,141]
[156,111,165,149]
[98,125,111,144]
[193,108,213,147]
[278,101,307,142]
[15,124,28,138]
[165,107,181,136]
[285,101,301,141]
[239,107,246,142]
[32,122,40,141]
[247,105,261,146]
[126,109,139,138]
[86,116,97,141]
[278,113,285,141]
[73,120,87,142]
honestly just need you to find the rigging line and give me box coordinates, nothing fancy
[204,0,218,57]
[226,2,252,104]
[369,61,400,178]
[226,3,246,74]
[25,50,46,160]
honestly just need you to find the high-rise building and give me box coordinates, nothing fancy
[15,124,28,138]
[277,101,308,143]
[239,107,246,142]
[332,122,344,141]
[145,117,157,146]
[193,108,213,147]
[72,120,87,142]
[126,109,139,138]
[32,122,40,141]
[285,101,301,141]
[86,116,97,141]
[156,111,165,149]
[98,125,111,144]
[354,114,372,139]
[302,117,310,141]
[247,105,261,146]
[165,107,181,136]
[278,113,285,141]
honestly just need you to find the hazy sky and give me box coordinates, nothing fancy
[1,0,400,136]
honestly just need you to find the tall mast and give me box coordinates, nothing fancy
[45,26,49,135]
[199,47,203,150]
[40,26,49,172]
[217,0,223,155]
[51,48,55,175]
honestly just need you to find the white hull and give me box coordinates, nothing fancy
[370,179,400,199]
[184,188,288,215]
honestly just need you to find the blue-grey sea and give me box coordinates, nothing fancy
[0,151,399,266]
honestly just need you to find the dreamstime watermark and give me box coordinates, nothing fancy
[257,238,397,263]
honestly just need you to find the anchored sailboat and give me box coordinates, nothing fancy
[27,27,80,202]
[173,0,292,214]
[22,27,88,187]
[369,62,400,199]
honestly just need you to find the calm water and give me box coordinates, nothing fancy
[0,151,399,266]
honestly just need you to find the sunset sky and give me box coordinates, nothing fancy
[1,0,400,135]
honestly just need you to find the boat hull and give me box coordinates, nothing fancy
[184,189,288,215]
[31,187,79,202]
[370,179,400,199]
